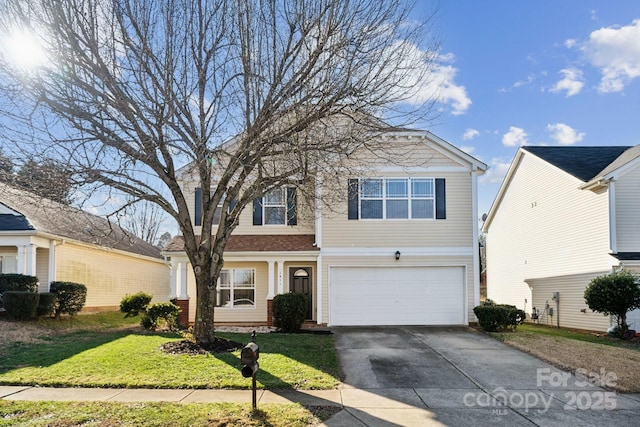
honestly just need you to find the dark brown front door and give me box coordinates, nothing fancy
[290,267,312,320]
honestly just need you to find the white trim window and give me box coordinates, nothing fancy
[263,188,286,225]
[360,178,435,219]
[216,268,256,308]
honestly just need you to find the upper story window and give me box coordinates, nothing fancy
[253,187,297,226]
[349,177,445,220]
[194,188,234,227]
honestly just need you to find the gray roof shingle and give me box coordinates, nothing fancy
[522,146,632,182]
[0,182,162,259]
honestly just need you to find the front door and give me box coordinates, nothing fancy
[290,267,313,320]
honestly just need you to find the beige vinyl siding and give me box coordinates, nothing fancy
[322,172,473,248]
[486,153,612,311]
[321,254,475,324]
[614,166,640,252]
[186,261,268,324]
[527,272,611,331]
[55,243,169,309]
[36,247,49,292]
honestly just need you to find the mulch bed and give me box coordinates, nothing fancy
[161,337,243,355]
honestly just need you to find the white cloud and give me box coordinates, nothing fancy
[403,51,471,115]
[564,39,577,48]
[502,126,528,147]
[463,128,479,140]
[550,68,584,96]
[546,123,585,145]
[582,19,640,93]
[480,158,512,184]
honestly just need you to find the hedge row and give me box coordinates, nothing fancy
[0,274,87,320]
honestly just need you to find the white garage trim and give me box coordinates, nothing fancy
[329,265,467,326]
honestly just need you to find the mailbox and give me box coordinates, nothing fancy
[241,342,259,378]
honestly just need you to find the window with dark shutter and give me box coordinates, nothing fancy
[194,187,203,226]
[348,178,359,220]
[435,178,446,219]
[252,198,263,225]
[286,187,297,226]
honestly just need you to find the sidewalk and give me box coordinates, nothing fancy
[0,385,343,406]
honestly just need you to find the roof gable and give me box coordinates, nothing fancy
[522,146,631,182]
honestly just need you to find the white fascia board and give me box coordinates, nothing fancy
[321,247,474,257]
[481,148,526,232]
[380,130,488,173]
[371,166,469,173]
[223,252,320,261]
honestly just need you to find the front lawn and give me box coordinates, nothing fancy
[0,401,336,427]
[485,323,640,393]
[0,313,341,390]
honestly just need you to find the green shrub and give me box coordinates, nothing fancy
[473,304,526,332]
[50,281,87,317]
[272,292,308,333]
[3,291,39,320]
[584,270,640,338]
[141,302,180,330]
[37,292,58,317]
[0,274,39,293]
[120,291,153,316]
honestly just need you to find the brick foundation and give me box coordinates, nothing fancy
[175,299,190,328]
[267,299,274,326]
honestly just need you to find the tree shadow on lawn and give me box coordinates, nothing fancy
[0,329,151,375]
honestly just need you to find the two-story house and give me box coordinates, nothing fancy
[163,130,487,326]
[482,145,640,332]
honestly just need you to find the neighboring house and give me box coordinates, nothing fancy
[482,145,640,332]
[0,182,170,311]
[163,130,487,326]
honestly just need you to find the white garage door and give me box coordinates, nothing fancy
[330,266,465,326]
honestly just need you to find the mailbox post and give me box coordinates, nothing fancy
[240,331,259,409]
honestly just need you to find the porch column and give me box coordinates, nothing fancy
[175,261,190,328]
[16,245,37,276]
[266,260,275,299]
[177,261,188,299]
[277,260,285,295]
[316,254,323,324]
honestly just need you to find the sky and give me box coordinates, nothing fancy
[410,1,640,220]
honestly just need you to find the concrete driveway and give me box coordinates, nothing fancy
[326,326,640,427]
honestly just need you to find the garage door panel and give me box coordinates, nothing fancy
[330,266,464,326]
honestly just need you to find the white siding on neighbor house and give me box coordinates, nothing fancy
[322,172,473,248]
[56,243,170,309]
[320,253,475,325]
[614,165,640,253]
[526,272,611,332]
[486,153,613,311]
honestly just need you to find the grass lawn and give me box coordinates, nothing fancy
[489,323,640,351]
[0,400,337,427]
[0,312,341,390]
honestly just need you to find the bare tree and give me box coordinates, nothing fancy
[118,200,167,246]
[0,0,439,344]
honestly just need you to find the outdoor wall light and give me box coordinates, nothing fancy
[395,250,401,260]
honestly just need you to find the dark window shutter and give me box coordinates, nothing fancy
[435,178,446,220]
[252,198,263,225]
[228,199,237,213]
[286,187,297,226]
[348,179,359,220]
[194,187,203,226]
